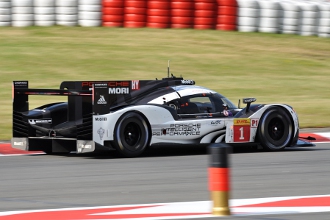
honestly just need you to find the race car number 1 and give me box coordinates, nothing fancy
[233,118,250,142]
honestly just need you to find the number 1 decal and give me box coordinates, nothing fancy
[239,127,244,140]
[233,119,251,142]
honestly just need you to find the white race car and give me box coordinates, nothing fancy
[12,76,313,157]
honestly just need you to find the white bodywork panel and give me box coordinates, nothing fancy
[148,86,217,105]
[92,102,299,147]
[148,92,180,105]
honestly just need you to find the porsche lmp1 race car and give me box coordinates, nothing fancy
[11,76,314,157]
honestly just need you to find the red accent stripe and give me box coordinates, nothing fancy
[0,205,209,220]
[300,133,330,142]
[0,143,42,155]
[208,167,230,191]
[236,196,330,208]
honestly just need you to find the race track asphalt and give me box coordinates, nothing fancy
[0,139,330,219]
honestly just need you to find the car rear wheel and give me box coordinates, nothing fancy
[113,112,150,157]
[257,107,293,151]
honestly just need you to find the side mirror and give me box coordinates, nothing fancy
[242,98,256,113]
[243,98,256,104]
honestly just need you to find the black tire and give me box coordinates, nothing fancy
[257,107,293,151]
[113,112,150,157]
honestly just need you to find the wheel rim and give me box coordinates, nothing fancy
[123,122,141,148]
[115,112,150,157]
[267,117,285,141]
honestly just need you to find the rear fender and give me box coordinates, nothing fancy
[92,105,175,145]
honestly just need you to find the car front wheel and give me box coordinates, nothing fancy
[257,107,293,151]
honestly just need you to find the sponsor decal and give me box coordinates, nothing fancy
[108,81,129,87]
[82,82,96,88]
[181,79,195,85]
[251,119,259,128]
[97,127,105,140]
[243,98,256,103]
[83,82,107,91]
[82,81,130,87]
[95,117,107,121]
[94,83,107,88]
[14,81,28,85]
[13,142,24,146]
[211,120,221,125]
[155,123,201,136]
[97,95,107,104]
[153,131,161,136]
[109,87,129,94]
[28,119,52,125]
[234,118,250,126]
[108,81,130,94]
[131,80,140,90]
[233,118,250,142]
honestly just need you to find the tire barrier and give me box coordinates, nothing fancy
[317,2,330,38]
[194,0,217,30]
[102,0,124,27]
[1,0,329,38]
[257,0,280,34]
[208,143,231,216]
[146,0,171,28]
[216,0,238,31]
[279,0,300,35]
[34,0,56,27]
[298,1,319,36]
[56,0,78,26]
[0,0,11,27]
[171,0,194,29]
[79,0,102,27]
[236,0,259,32]
[124,0,147,28]
[12,0,34,27]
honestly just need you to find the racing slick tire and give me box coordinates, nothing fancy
[257,107,293,151]
[113,112,150,157]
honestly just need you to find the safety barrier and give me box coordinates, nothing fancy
[0,0,329,37]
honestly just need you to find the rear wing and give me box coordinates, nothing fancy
[13,81,92,120]
[12,81,94,140]
[13,77,195,116]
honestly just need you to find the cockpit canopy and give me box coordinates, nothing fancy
[136,85,238,116]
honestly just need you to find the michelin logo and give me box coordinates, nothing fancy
[97,95,107,104]
[28,119,52,125]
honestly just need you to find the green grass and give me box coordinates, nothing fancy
[1,26,329,140]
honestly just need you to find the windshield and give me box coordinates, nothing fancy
[213,93,238,109]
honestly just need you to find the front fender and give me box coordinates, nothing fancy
[226,104,299,144]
